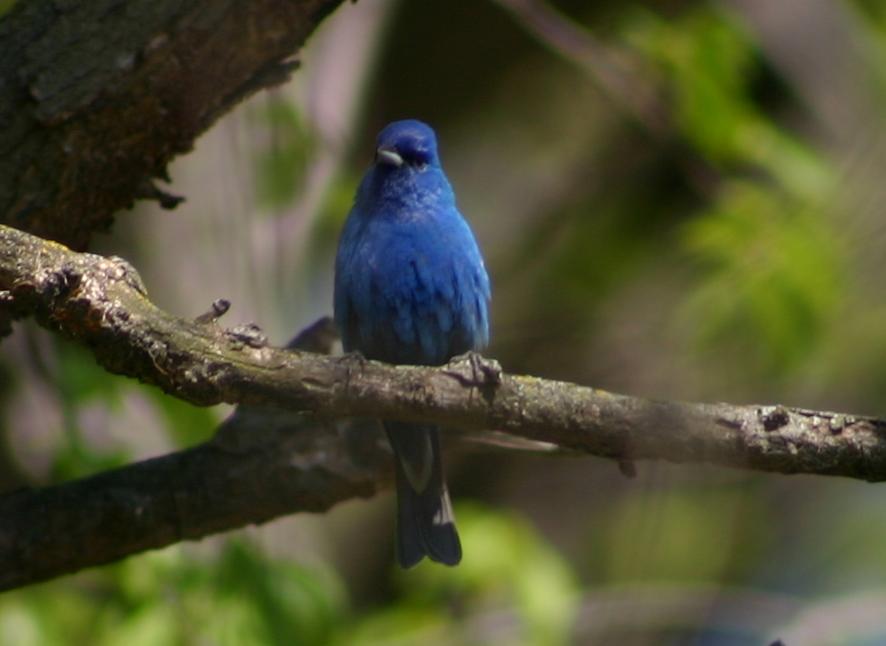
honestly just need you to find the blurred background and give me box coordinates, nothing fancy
[4,0,886,643]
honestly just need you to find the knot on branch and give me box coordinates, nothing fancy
[4,263,82,322]
[226,323,269,350]
[101,256,148,296]
[759,405,790,432]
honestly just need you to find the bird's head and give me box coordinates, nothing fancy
[356,119,454,211]
[374,119,440,171]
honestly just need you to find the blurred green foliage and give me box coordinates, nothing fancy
[627,4,844,377]
[0,541,345,646]
[308,173,361,270]
[591,483,767,585]
[145,389,218,448]
[50,338,130,480]
[386,504,578,646]
[849,0,886,107]
[31,337,217,481]
[0,507,576,646]
[252,98,315,210]
[680,180,843,374]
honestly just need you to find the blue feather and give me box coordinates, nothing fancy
[334,120,490,566]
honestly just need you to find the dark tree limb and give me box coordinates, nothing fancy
[0,317,392,592]
[4,223,886,590]
[0,0,343,248]
[0,410,388,592]
[0,316,551,592]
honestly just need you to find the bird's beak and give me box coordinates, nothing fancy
[376,147,404,167]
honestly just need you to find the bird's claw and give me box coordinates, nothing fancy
[339,350,368,373]
[444,351,502,389]
[337,351,368,390]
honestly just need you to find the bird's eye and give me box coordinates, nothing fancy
[407,151,431,170]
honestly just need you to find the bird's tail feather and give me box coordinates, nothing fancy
[385,422,462,568]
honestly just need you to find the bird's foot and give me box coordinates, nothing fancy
[338,350,368,374]
[337,351,368,391]
[444,351,502,390]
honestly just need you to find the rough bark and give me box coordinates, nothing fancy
[4,223,886,589]
[3,222,886,479]
[0,0,343,248]
[0,318,391,591]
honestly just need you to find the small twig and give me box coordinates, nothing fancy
[194,298,231,324]
[492,0,667,133]
[134,179,186,210]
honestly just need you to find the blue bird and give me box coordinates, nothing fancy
[334,120,491,567]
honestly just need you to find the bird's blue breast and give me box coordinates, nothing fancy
[335,169,489,367]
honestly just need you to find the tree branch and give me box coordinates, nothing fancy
[3,223,886,589]
[2,223,885,479]
[0,386,390,592]
[0,0,343,248]
[0,317,552,592]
